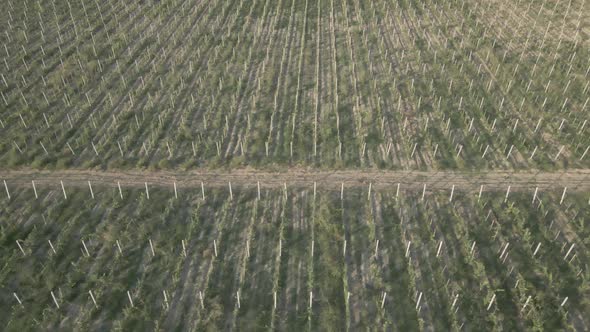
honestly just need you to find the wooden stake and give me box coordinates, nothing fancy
[554,145,565,160]
[416,292,423,310]
[214,240,218,257]
[149,238,155,256]
[532,242,541,257]
[449,185,455,202]
[145,182,149,199]
[283,182,287,200]
[201,182,205,200]
[13,292,23,307]
[127,291,134,308]
[522,295,531,310]
[60,181,67,199]
[88,181,94,199]
[4,180,10,199]
[499,242,510,260]
[560,187,567,205]
[529,146,537,160]
[51,291,60,309]
[16,240,26,256]
[375,240,379,257]
[487,294,496,311]
[560,297,568,307]
[174,182,178,199]
[228,182,233,200]
[116,240,123,255]
[163,290,169,309]
[478,185,483,202]
[82,240,90,257]
[563,243,575,260]
[48,239,57,254]
[32,180,38,199]
[504,186,511,202]
[89,290,98,308]
[257,181,261,200]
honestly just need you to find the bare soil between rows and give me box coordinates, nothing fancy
[1,167,590,192]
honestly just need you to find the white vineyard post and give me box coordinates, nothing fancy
[504,186,511,202]
[533,242,541,257]
[88,181,94,199]
[487,293,496,311]
[82,240,90,257]
[116,240,123,255]
[48,240,57,254]
[16,240,26,256]
[560,187,567,205]
[478,185,483,202]
[60,181,67,199]
[449,185,455,202]
[257,181,261,200]
[89,290,98,308]
[1,179,12,201]
[118,181,123,199]
[32,180,38,199]
[149,238,155,256]
[51,291,60,309]
[13,293,23,307]
[127,291,134,308]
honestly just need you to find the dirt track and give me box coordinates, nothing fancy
[1,168,590,193]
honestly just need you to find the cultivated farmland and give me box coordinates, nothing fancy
[0,0,588,170]
[1,184,590,330]
[1,0,590,330]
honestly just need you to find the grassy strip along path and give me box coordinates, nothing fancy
[1,167,590,193]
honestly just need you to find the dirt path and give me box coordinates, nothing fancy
[1,167,590,193]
